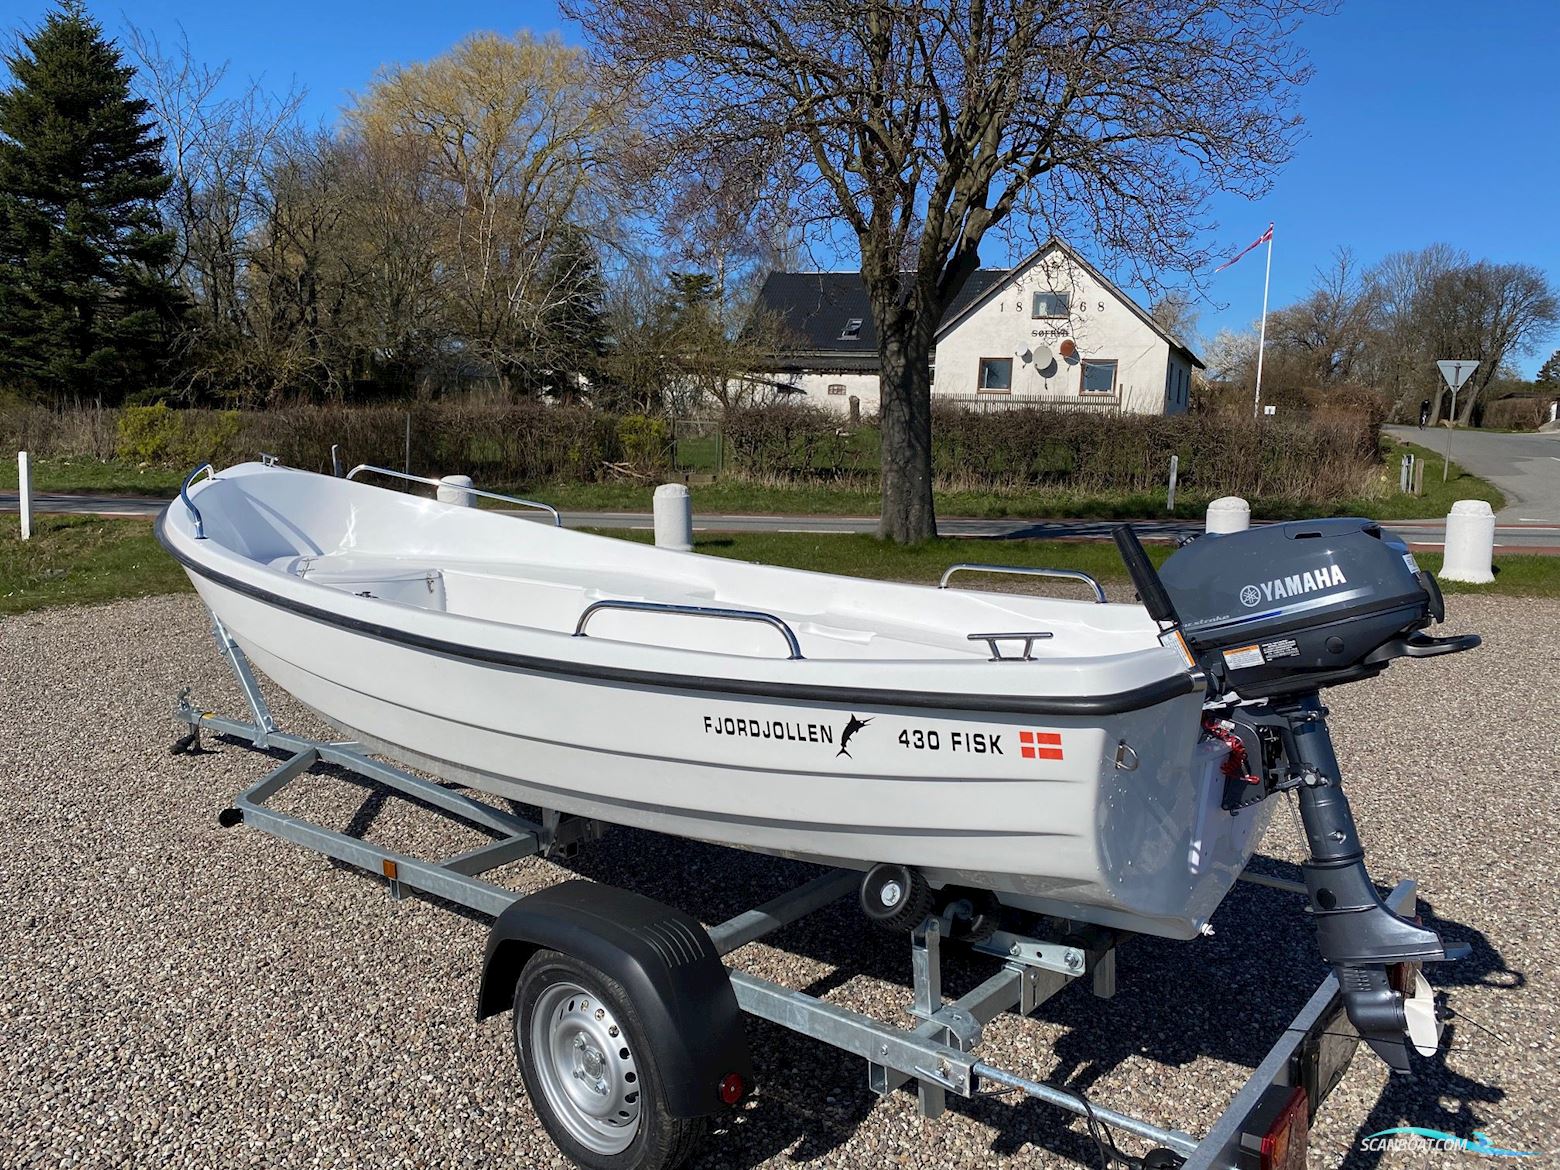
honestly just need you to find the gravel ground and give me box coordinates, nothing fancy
[2,592,1555,1169]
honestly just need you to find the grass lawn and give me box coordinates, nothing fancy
[0,515,190,615]
[0,456,184,495]
[4,516,1553,618]
[1373,437,1505,519]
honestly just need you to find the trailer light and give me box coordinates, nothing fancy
[1257,1086,1308,1170]
[718,1073,745,1105]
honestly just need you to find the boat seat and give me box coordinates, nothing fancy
[289,561,447,612]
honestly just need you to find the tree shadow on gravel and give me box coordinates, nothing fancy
[189,739,1520,1169]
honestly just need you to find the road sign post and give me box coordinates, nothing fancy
[1435,360,1479,482]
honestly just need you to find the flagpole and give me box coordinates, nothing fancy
[1253,223,1273,417]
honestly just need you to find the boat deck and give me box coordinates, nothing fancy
[271,550,1132,663]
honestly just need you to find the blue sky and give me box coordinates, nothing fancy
[12,0,1559,373]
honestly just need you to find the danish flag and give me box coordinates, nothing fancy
[1214,223,1274,273]
[1019,730,1064,761]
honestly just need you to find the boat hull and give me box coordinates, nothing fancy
[189,574,1273,939]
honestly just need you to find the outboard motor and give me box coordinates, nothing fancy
[1114,520,1479,1073]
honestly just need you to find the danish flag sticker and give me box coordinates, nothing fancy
[1019,730,1063,761]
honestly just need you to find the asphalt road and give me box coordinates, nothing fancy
[1386,423,1560,524]
[7,490,1560,551]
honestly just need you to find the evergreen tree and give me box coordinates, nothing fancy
[1539,348,1560,385]
[531,225,609,399]
[0,1,179,403]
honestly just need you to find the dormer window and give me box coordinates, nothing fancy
[839,318,864,340]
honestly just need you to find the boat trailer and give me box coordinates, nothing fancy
[172,618,1367,1170]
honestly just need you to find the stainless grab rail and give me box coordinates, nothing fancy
[181,463,216,539]
[573,599,805,660]
[939,563,1107,603]
[966,631,1054,661]
[345,464,562,527]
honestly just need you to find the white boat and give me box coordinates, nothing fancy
[159,460,1273,940]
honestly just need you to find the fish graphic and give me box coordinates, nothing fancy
[837,715,872,758]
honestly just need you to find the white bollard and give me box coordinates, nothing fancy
[1440,499,1495,583]
[17,451,32,540]
[1205,496,1251,535]
[653,483,694,552]
[436,474,475,508]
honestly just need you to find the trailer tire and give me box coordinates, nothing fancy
[515,949,703,1170]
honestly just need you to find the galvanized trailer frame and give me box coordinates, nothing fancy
[172,617,1361,1170]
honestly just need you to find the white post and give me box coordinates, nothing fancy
[436,474,476,507]
[1253,226,1274,417]
[653,483,694,551]
[1166,455,1179,512]
[17,451,32,540]
[1205,496,1250,534]
[1440,500,1495,583]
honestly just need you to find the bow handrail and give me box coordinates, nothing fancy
[181,463,216,540]
[344,464,561,527]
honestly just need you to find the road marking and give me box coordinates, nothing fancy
[777,528,845,534]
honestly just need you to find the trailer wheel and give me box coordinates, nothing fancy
[514,949,702,1170]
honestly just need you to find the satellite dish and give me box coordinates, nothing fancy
[1058,339,1078,360]
[1032,343,1054,368]
[1014,346,1033,363]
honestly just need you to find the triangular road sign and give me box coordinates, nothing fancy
[1436,360,1479,391]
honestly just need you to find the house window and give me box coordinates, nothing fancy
[839,318,864,340]
[827,383,847,396]
[1032,291,1070,318]
[1081,359,1118,395]
[978,357,1013,392]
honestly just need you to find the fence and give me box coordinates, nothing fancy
[936,394,1122,413]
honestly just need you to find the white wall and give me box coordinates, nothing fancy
[929,246,1172,414]
[771,371,882,414]
[753,246,1194,416]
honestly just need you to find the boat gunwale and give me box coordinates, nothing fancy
[156,506,1201,718]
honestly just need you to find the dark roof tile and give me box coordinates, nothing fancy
[754,270,1007,359]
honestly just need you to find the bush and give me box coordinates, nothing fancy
[921,405,1380,501]
[0,404,118,459]
[723,401,873,479]
[5,399,1387,507]
[615,414,671,472]
[116,403,243,467]
[1481,397,1547,431]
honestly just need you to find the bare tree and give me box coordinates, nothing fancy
[1149,291,1200,351]
[1266,248,1377,387]
[127,28,303,399]
[1416,260,1559,423]
[1363,243,1463,418]
[568,0,1324,539]
[348,32,625,394]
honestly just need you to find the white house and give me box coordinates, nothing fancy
[752,239,1202,415]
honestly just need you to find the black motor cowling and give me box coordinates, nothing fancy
[1148,518,1476,698]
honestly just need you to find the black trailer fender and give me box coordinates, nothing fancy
[478,879,752,1118]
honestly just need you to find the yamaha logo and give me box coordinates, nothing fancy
[1241,564,1348,608]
